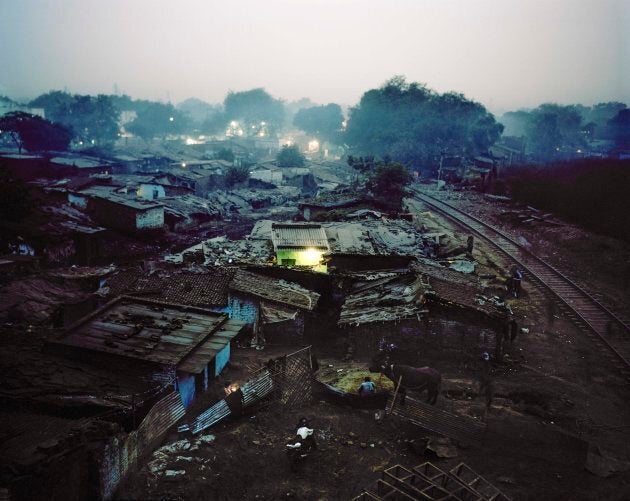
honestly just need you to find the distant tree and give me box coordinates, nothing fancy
[177,98,221,125]
[224,165,250,188]
[366,162,412,210]
[609,109,630,148]
[224,88,285,134]
[584,102,627,139]
[346,76,503,166]
[293,104,343,143]
[276,144,305,167]
[127,102,189,141]
[0,112,72,153]
[347,155,375,173]
[29,90,75,120]
[215,148,235,163]
[523,104,586,160]
[200,111,228,135]
[29,92,120,145]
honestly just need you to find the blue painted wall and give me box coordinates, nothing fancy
[215,344,231,376]
[176,372,196,409]
[226,293,259,333]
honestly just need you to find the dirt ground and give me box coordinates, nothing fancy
[118,190,630,501]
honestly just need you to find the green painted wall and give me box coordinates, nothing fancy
[276,249,327,273]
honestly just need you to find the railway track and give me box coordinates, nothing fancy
[409,188,630,377]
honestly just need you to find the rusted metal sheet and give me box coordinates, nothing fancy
[137,391,186,446]
[52,297,228,366]
[190,370,275,434]
[191,399,231,434]
[242,369,274,406]
[387,395,486,445]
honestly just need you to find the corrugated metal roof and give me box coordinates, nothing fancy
[271,223,329,250]
[53,297,228,367]
[229,269,320,311]
[178,318,246,373]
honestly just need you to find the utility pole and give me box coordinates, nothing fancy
[436,153,444,191]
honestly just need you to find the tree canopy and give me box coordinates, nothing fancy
[224,88,285,135]
[345,76,503,165]
[276,144,305,167]
[29,91,120,145]
[500,102,628,161]
[0,112,72,153]
[609,109,630,149]
[293,104,343,143]
[224,166,250,188]
[127,102,189,141]
[366,161,412,211]
[215,148,235,163]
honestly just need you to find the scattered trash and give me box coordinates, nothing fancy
[197,434,216,445]
[155,439,191,455]
[164,469,186,480]
[449,260,476,274]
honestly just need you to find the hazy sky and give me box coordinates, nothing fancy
[1,0,628,112]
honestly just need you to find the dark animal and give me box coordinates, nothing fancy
[369,351,441,405]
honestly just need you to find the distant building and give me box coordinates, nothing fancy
[249,164,283,185]
[70,186,164,233]
[162,161,228,196]
[49,156,113,175]
[270,223,330,272]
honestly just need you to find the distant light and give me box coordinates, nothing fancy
[237,129,244,136]
[259,132,265,137]
[230,121,237,127]
[169,117,174,122]
[181,162,187,167]
[577,149,582,153]
[261,121,266,126]
[308,140,319,152]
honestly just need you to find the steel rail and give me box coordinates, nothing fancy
[410,188,630,373]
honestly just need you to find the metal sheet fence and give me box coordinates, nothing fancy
[191,346,313,434]
[97,390,185,500]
